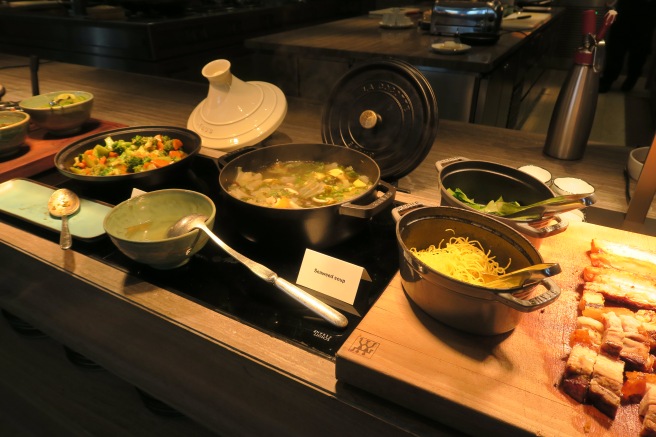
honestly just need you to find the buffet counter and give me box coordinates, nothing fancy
[0,55,654,436]
[245,9,565,128]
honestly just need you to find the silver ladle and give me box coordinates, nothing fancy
[482,262,561,289]
[168,214,349,329]
[47,188,80,250]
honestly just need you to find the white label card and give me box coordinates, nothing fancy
[296,249,370,305]
[130,188,147,198]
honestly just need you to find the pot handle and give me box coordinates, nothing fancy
[434,156,469,174]
[511,215,569,238]
[391,201,425,223]
[493,278,561,313]
[339,180,396,219]
[216,146,259,169]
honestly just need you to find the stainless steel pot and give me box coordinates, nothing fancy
[218,143,396,249]
[394,204,561,335]
[435,157,569,247]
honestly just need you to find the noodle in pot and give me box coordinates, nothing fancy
[410,230,510,285]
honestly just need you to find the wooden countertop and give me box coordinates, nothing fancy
[336,221,656,436]
[245,10,564,74]
[0,55,653,435]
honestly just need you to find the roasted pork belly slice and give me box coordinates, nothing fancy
[640,384,656,416]
[591,239,656,269]
[585,280,656,311]
[621,315,654,371]
[622,337,654,372]
[624,372,656,403]
[601,312,625,358]
[636,311,656,350]
[642,405,656,437]
[584,265,656,287]
[589,250,656,276]
[562,344,598,403]
[588,354,625,418]
[642,386,656,436]
[573,316,604,348]
[579,291,606,321]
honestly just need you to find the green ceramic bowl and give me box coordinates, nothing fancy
[0,110,30,157]
[103,189,216,270]
[19,90,93,135]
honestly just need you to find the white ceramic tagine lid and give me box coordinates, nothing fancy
[187,59,287,151]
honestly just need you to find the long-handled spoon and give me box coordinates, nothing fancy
[47,188,80,250]
[168,214,349,329]
[482,262,561,289]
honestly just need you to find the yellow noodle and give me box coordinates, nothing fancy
[410,232,510,285]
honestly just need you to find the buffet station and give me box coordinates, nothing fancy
[1,49,656,437]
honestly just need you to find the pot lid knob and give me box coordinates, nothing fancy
[359,109,382,129]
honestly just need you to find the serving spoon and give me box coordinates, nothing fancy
[168,214,349,329]
[482,262,561,289]
[47,188,80,250]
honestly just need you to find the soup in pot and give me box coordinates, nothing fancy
[227,160,373,208]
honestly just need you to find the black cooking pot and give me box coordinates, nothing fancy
[218,143,396,249]
[54,126,201,188]
[435,157,568,246]
[394,204,560,335]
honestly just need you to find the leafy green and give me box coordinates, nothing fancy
[447,188,522,216]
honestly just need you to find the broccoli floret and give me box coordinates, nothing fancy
[131,135,147,147]
[111,141,127,155]
[124,155,146,173]
[159,135,175,152]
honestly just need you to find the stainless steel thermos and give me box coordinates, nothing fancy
[543,9,617,160]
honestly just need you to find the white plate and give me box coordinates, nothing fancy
[0,178,111,240]
[431,42,471,54]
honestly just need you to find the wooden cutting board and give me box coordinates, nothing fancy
[336,221,656,436]
[0,118,126,183]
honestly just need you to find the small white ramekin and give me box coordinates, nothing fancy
[552,177,595,195]
[518,165,552,186]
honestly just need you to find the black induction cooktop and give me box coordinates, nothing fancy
[2,155,400,359]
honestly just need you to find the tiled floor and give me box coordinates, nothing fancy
[520,69,654,148]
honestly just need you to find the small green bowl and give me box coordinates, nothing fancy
[19,90,93,135]
[104,189,216,270]
[0,110,30,157]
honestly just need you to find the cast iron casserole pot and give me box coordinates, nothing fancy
[435,157,569,246]
[218,143,396,249]
[54,126,202,188]
[394,204,561,335]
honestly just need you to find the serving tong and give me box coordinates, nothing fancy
[482,262,561,290]
[499,192,597,220]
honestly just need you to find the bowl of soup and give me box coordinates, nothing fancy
[19,90,93,135]
[0,110,30,157]
[103,189,216,269]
